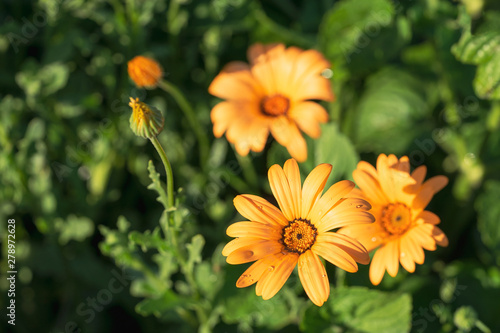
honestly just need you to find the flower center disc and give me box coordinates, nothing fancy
[261,94,290,116]
[282,219,317,254]
[381,203,412,235]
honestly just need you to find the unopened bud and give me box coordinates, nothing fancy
[127,56,162,88]
[128,97,164,138]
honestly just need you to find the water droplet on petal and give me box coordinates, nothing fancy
[371,237,377,242]
[356,205,363,208]
[249,279,254,283]
[401,252,406,257]
[269,265,275,272]
[322,274,327,278]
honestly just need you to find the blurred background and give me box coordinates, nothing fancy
[1,0,500,332]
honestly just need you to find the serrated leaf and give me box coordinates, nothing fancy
[320,0,394,60]
[475,180,500,262]
[135,290,186,317]
[128,227,167,252]
[451,29,500,65]
[185,234,205,275]
[329,287,412,333]
[195,261,223,299]
[222,288,292,329]
[315,123,358,186]
[54,214,94,245]
[474,53,500,99]
[147,160,169,209]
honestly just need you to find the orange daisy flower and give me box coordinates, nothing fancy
[222,159,373,306]
[339,154,449,285]
[128,55,163,88]
[208,43,334,162]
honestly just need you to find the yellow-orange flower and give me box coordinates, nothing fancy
[128,55,162,88]
[209,43,334,162]
[339,154,449,285]
[222,159,373,306]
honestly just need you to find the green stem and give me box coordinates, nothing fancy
[335,267,346,288]
[235,153,259,191]
[150,136,208,328]
[150,137,174,210]
[158,80,210,169]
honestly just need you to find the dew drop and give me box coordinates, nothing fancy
[322,274,327,278]
[371,237,377,242]
[249,279,254,283]
[269,265,275,272]
[356,205,363,208]
[401,252,406,257]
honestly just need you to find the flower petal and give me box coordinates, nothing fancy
[312,241,358,273]
[353,168,388,205]
[226,222,281,239]
[283,159,302,218]
[289,101,328,138]
[298,250,330,306]
[222,237,267,257]
[208,61,264,100]
[260,253,298,300]
[410,224,436,251]
[301,163,332,218]
[316,232,370,264]
[307,180,355,223]
[338,222,386,252]
[287,49,334,102]
[236,253,282,288]
[431,225,448,247]
[383,240,400,277]
[268,164,296,221]
[369,247,386,285]
[234,195,287,227]
[318,211,375,233]
[414,210,440,225]
[227,240,283,264]
[412,176,448,211]
[399,233,416,272]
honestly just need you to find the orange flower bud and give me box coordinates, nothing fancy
[127,56,162,88]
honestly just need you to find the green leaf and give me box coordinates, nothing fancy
[54,215,94,245]
[147,160,169,209]
[222,288,292,329]
[319,0,395,60]
[135,290,186,317]
[475,180,500,263]
[474,53,500,99]
[328,287,412,333]
[314,123,359,186]
[451,29,500,65]
[128,227,167,252]
[354,67,430,153]
[195,261,224,299]
[185,234,205,275]
[453,306,478,332]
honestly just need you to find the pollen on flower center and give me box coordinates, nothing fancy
[261,94,290,116]
[381,203,412,235]
[281,218,317,254]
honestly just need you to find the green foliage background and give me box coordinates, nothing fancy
[1,0,500,332]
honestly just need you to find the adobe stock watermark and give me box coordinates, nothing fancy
[412,282,467,333]
[407,96,479,168]
[55,268,134,333]
[6,0,66,53]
